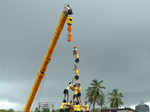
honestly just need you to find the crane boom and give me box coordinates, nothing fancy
[24,6,72,112]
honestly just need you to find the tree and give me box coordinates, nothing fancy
[8,109,14,112]
[86,87,94,109]
[34,107,40,112]
[42,108,50,112]
[0,109,14,112]
[86,79,105,112]
[96,92,105,109]
[108,89,124,108]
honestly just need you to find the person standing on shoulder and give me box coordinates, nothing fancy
[63,81,72,102]
[74,63,79,80]
[73,45,80,63]
[72,83,79,104]
[77,83,82,104]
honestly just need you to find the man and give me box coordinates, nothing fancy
[83,101,89,112]
[73,45,80,63]
[63,81,72,102]
[77,83,82,104]
[65,100,72,112]
[60,100,67,112]
[72,83,79,104]
[73,102,81,112]
[74,63,79,80]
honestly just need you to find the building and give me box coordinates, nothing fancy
[38,101,50,112]
[101,108,135,112]
[135,103,149,112]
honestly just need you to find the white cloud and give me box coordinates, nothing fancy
[129,104,136,110]
[0,100,22,110]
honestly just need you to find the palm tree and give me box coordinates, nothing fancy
[108,89,123,108]
[86,79,105,111]
[86,87,94,109]
[96,92,105,109]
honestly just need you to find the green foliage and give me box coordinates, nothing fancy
[34,107,50,112]
[42,108,50,112]
[54,109,60,112]
[86,79,105,111]
[0,109,15,112]
[34,107,40,112]
[91,108,101,112]
[108,89,124,108]
[96,92,105,108]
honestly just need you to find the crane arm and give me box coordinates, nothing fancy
[24,6,72,112]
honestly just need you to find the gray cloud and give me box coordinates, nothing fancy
[0,0,150,110]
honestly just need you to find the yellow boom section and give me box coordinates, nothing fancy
[24,7,71,112]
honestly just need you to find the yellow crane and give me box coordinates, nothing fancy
[24,5,73,112]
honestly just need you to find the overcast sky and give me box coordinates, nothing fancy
[0,0,150,111]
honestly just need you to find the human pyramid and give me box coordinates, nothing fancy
[60,45,89,112]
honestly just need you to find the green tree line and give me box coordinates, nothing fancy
[0,79,124,112]
[34,79,124,112]
[86,79,124,111]
[0,109,15,112]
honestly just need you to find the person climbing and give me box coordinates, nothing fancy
[63,81,72,102]
[72,83,79,104]
[73,78,78,85]
[77,83,82,104]
[60,99,67,112]
[66,16,72,42]
[73,45,80,63]
[83,101,89,112]
[74,63,79,80]
[72,82,82,104]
